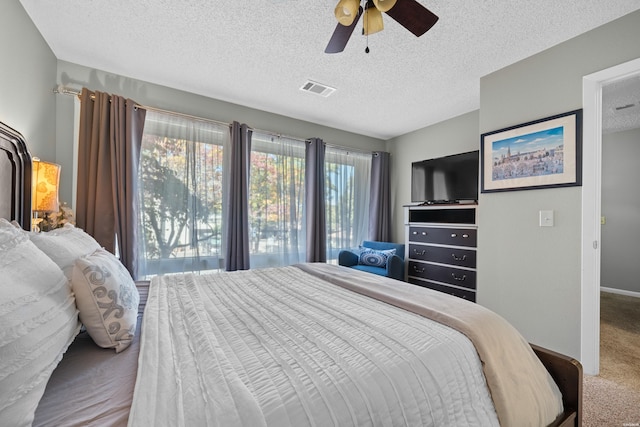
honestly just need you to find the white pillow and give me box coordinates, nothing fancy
[71,248,140,353]
[29,223,101,278]
[0,219,80,426]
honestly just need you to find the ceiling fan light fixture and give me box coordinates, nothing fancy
[372,0,397,12]
[334,0,360,26]
[363,5,384,35]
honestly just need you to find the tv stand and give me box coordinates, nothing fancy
[404,204,478,302]
[418,199,477,206]
[405,204,477,224]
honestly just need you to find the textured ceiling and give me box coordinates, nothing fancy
[603,73,640,134]
[19,0,640,140]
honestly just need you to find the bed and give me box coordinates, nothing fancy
[0,121,582,426]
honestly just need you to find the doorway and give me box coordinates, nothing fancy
[581,57,640,375]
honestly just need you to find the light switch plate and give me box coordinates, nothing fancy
[540,210,554,227]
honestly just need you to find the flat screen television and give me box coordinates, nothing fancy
[411,150,479,203]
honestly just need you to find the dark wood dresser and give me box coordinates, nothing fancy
[405,205,478,302]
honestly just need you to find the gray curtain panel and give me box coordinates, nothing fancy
[369,151,391,242]
[225,121,252,271]
[76,88,146,279]
[305,138,326,262]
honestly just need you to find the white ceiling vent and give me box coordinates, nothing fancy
[614,103,636,111]
[300,80,336,97]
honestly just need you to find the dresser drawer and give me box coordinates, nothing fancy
[408,244,476,268]
[408,226,477,247]
[408,277,476,302]
[408,261,476,290]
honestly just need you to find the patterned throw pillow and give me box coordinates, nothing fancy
[358,247,396,267]
[71,248,140,353]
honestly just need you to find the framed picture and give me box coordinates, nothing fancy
[480,109,582,193]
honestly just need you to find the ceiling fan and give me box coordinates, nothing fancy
[325,0,439,54]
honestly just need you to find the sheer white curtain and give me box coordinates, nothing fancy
[137,111,229,276]
[324,147,371,261]
[249,133,306,268]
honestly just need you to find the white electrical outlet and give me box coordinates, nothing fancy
[539,210,554,227]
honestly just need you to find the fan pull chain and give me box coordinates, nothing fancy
[364,0,370,53]
[365,23,370,53]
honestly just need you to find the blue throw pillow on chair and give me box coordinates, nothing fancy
[358,247,396,267]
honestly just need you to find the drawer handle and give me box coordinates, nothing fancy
[452,254,467,261]
[451,273,467,281]
[413,265,425,273]
[451,233,470,238]
[412,231,418,235]
[421,231,427,236]
[413,249,426,256]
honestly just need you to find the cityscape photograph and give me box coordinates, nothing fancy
[491,126,565,181]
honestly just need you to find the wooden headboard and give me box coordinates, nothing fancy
[0,121,32,230]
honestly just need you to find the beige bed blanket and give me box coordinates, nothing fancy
[297,263,563,426]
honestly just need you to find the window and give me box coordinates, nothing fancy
[137,110,374,275]
[325,147,371,261]
[137,111,228,276]
[249,133,306,268]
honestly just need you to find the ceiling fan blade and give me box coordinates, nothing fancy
[385,0,438,37]
[325,6,363,54]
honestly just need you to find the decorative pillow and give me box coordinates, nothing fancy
[358,247,396,267]
[0,219,80,426]
[71,248,140,353]
[30,223,101,278]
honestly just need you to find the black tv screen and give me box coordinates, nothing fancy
[411,151,479,203]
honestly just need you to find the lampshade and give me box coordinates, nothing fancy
[32,158,61,213]
[334,0,360,26]
[363,4,384,35]
[372,0,397,12]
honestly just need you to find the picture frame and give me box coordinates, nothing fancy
[480,109,582,193]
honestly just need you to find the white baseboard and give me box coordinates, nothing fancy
[600,286,640,299]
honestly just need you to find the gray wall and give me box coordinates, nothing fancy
[0,1,57,161]
[601,127,640,294]
[54,61,386,205]
[387,110,479,241]
[390,10,640,359]
[477,10,640,358]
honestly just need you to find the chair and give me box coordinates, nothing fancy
[338,240,405,281]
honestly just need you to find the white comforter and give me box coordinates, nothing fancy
[129,264,562,427]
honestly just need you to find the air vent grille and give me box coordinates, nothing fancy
[300,80,336,97]
[615,103,636,111]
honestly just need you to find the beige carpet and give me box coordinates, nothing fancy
[583,292,640,427]
[583,375,640,426]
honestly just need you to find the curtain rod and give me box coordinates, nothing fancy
[251,132,374,155]
[54,85,376,155]
[324,142,376,156]
[53,86,229,127]
[250,128,307,144]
